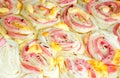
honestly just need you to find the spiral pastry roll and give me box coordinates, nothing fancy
[86,30,120,64]
[62,4,95,33]
[38,27,84,55]
[21,40,59,78]
[55,55,98,78]
[0,35,21,78]
[52,53,119,78]
[21,0,60,29]
[49,0,77,7]
[89,1,120,29]
[0,14,34,43]
[0,0,21,17]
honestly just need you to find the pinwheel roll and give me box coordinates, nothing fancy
[21,0,60,30]
[0,0,21,17]
[0,14,35,43]
[56,55,98,78]
[86,30,120,64]
[49,0,77,7]
[0,35,21,78]
[21,40,59,78]
[38,27,84,55]
[90,1,120,29]
[62,4,95,33]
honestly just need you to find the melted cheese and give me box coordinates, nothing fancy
[50,42,62,52]
[26,4,33,14]
[42,32,49,36]
[49,56,65,70]
[28,44,42,53]
[12,22,30,30]
[17,2,22,10]
[55,22,69,31]
[111,12,120,20]
[113,50,120,65]
[88,60,108,76]
[56,56,64,69]
[0,8,9,13]
[47,7,59,19]
[13,22,23,28]
[39,0,45,3]
[83,0,90,3]
[40,7,47,11]
[20,26,31,30]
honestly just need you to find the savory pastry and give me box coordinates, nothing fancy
[0,0,119,78]
[0,14,35,44]
[21,40,59,78]
[21,0,60,30]
[86,30,120,64]
[89,0,120,29]
[0,35,21,78]
[38,25,84,55]
[62,4,96,33]
[57,54,101,78]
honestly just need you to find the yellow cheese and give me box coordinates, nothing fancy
[55,22,69,31]
[113,50,120,65]
[0,8,9,13]
[39,0,45,3]
[42,32,49,36]
[49,56,65,70]
[47,7,59,19]
[13,22,23,28]
[20,26,31,30]
[50,42,62,52]
[26,4,33,14]
[12,22,30,30]
[49,58,56,66]
[88,60,108,76]
[28,44,42,53]
[17,2,22,10]
[56,56,64,69]
[83,0,90,3]
[40,7,47,11]
[111,12,120,20]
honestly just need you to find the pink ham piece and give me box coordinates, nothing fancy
[113,23,120,43]
[0,37,6,47]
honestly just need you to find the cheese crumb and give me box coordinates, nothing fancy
[50,42,62,52]
[55,22,69,31]
[0,8,9,13]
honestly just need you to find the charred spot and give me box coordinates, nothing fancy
[21,19,24,22]
[43,45,49,48]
